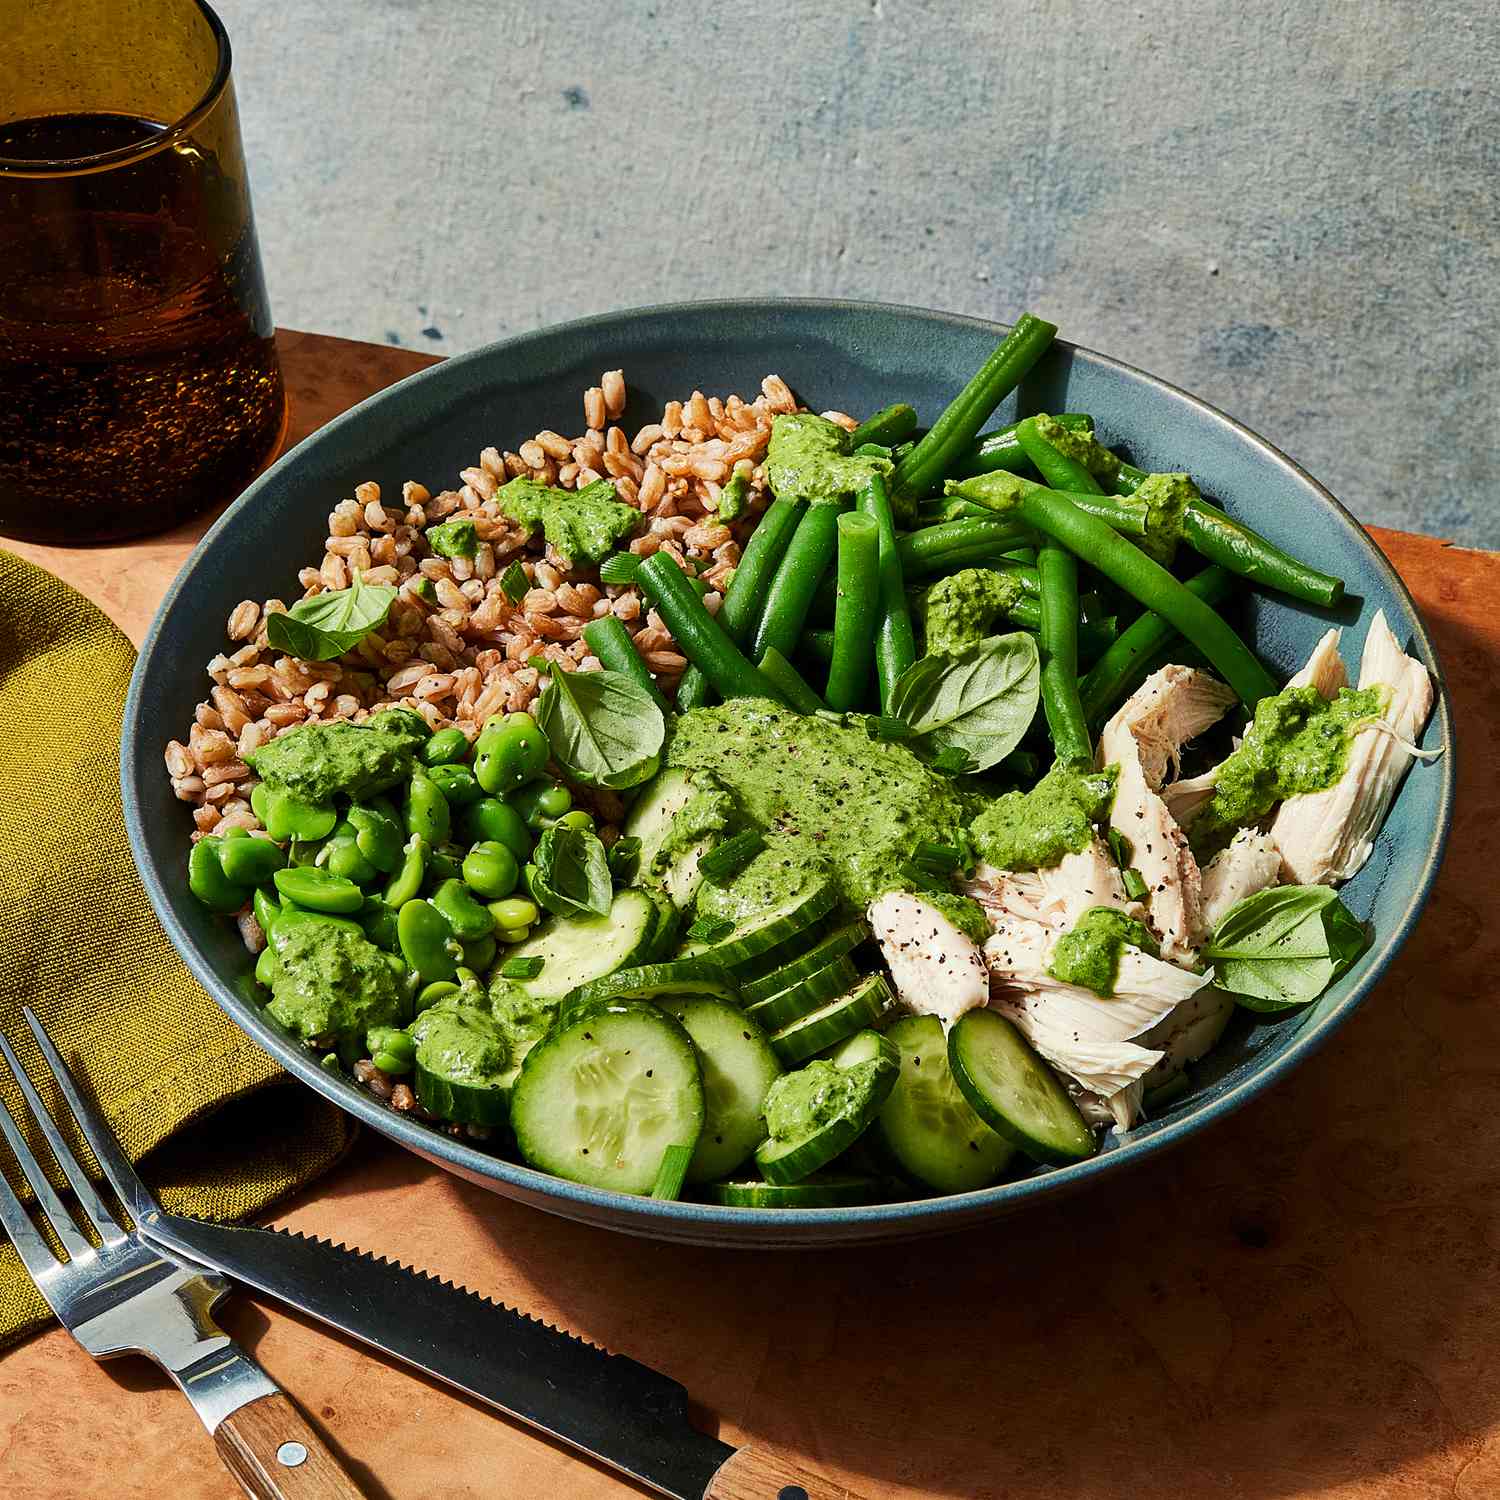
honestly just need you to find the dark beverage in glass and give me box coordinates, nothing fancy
[0,0,285,545]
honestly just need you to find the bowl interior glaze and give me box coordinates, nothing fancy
[122,301,1453,1247]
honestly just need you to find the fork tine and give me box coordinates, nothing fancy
[0,1065,96,1262]
[0,1119,67,1277]
[22,1008,157,1229]
[0,1026,127,1250]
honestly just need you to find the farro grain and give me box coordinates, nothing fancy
[583,387,606,430]
[601,369,626,419]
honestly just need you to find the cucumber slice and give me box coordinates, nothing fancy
[564,961,739,1016]
[663,997,782,1182]
[744,954,861,1033]
[510,1002,705,1195]
[409,1004,515,1127]
[947,1008,1096,1165]
[768,974,892,1065]
[679,882,838,971]
[706,1172,884,1208]
[753,1040,899,1184]
[739,922,870,1003]
[872,1014,1013,1193]
[413,1060,513,1126]
[827,1027,900,1072]
[503,888,658,1002]
[621,768,694,876]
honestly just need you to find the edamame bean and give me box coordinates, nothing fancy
[415,980,460,1012]
[461,933,497,972]
[188,838,251,914]
[396,898,460,985]
[383,835,427,908]
[250,782,337,843]
[431,878,496,941]
[358,897,401,953]
[473,711,550,794]
[552,809,594,834]
[367,1026,416,1076]
[462,840,519,899]
[347,803,404,873]
[318,820,377,886]
[218,832,286,887]
[254,945,281,988]
[512,779,571,829]
[419,727,470,767]
[487,897,538,930]
[462,798,531,861]
[252,885,281,938]
[405,765,451,845]
[273,865,365,914]
[427,763,483,808]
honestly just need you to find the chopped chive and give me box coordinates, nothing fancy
[930,746,976,775]
[501,956,545,979]
[1108,827,1134,869]
[598,552,640,587]
[911,840,963,873]
[687,915,736,945]
[698,830,764,882]
[650,1142,695,1201]
[852,442,893,459]
[865,715,912,741]
[1121,868,1149,901]
[500,560,530,603]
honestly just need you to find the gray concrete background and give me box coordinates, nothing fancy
[218,0,1498,546]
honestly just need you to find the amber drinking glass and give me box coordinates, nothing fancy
[0,0,285,545]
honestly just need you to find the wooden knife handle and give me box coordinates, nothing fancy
[214,1392,367,1499]
[705,1442,869,1499]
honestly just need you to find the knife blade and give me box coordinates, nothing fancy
[140,1209,734,1500]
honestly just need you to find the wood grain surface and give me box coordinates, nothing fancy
[1,331,1495,1500]
[214,1392,369,1500]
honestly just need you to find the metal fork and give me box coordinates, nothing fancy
[0,1007,365,1499]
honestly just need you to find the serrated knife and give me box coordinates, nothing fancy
[140,1209,862,1499]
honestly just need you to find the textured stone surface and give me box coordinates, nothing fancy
[217,0,1497,543]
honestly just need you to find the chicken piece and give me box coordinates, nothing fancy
[1165,629,1346,828]
[1197,828,1282,937]
[965,837,1140,932]
[1138,985,1235,1094]
[1269,610,1435,885]
[1099,667,1233,963]
[868,892,988,1027]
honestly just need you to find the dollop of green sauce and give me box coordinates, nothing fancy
[495,476,638,566]
[408,1002,512,1086]
[1189,684,1383,857]
[267,921,405,1042]
[968,761,1117,873]
[1033,412,1121,481]
[246,718,420,805]
[765,413,891,506]
[921,890,993,946]
[921,568,1024,656]
[425,518,479,559]
[1126,472,1196,564]
[666,700,970,917]
[486,974,557,1052]
[1047,906,1159,996]
[659,772,735,866]
[762,1056,890,1144]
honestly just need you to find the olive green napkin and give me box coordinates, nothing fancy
[0,550,356,1350]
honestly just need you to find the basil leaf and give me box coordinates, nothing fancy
[530,824,613,918]
[888,633,1040,773]
[265,573,397,662]
[1204,885,1367,1012]
[534,667,665,791]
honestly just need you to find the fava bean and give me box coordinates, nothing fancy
[404,765,451,845]
[250,781,337,843]
[473,711,550,794]
[419,727,470,767]
[318,820,378,886]
[431,878,496,941]
[462,798,531,861]
[358,897,401,953]
[460,933,497,972]
[254,945,281,988]
[383,835,427,908]
[273,865,365,914]
[367,1026,416,1075]
[188,837,250,914]
[217,832,286,887]
[416,980,460,1012]
[488,897,538,930]
[396,898,460,985]
[462,840,519,899]
[347,802,404,873]
[495,924,533,946]
[512,779,571,829]
[287,837,324,867]
[252,885,281,938]
[423,847,463,890]
[552,809,594,834]
[428,763,483,808]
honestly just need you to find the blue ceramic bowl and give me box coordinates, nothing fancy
[122,301,1453,1247]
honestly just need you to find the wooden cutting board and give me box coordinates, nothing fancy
[2,329,1496,1499]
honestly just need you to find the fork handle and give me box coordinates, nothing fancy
[214,1392,367,1499]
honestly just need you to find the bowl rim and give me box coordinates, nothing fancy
[122,296,1456,1236]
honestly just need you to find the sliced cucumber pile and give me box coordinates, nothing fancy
[503,888,658,1002]
[510,1002,705,1194]
[565,961,739,1013]
[743,954,860,1033]
[767,974,892,1065]
[677,881,838,971]
[739,922,870,1003]
[706,1172,885,1208]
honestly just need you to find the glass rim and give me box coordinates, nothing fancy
[0,0,233,178]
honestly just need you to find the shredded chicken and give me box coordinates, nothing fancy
[963,838,1140,932]
[1197,828,1282,938]
[868,892,988,1027]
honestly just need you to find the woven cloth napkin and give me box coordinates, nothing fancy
[0,549,356,1349]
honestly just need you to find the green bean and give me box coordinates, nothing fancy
[460,932,497,973]
[824,510,880,712]
[889,313,1057,515]
[216,833,285,887]
[1014,413,1106,495]
[1078,566,1233,724]
[856,473,916,714]
[582,615,670,713]
[416,980,460,1012]
[462,798,531,861]
[897,517,1039,578]
[188,838,250,913]
[676,496,803,711]
[553,809,595,833]
[397,898,461,985]
[990,484,1275,705]
[273,865,365,914]
[419,727,470,766]
[637,551,786,704]
[383,834,427,908]
[847,402,919,450]
[748,500,845,664]
[800,629,837,664]
[954,412,1094,479]
[758,646,828,716]
[424,844,465,886]
[462,840,520,899]
[431,877,496,941]
[1037,541,1091,765]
